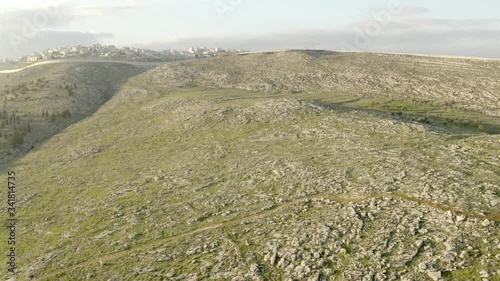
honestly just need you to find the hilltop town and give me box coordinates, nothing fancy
[0,44,244,65]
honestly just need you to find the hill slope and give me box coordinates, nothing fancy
[1,51,499,281]
[0,62,148,166]
[147,50,500,117]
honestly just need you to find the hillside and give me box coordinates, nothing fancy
[0,62,149,166]
[1,51,499,281]
[147,50,500,117]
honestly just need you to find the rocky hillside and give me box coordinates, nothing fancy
[0,51,499,281]
[0,62,147,166]
[146,50,500,118]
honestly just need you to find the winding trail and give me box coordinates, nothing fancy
[0,59,165,74]
[35,191,499,280]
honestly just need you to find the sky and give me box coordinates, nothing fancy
[1,0,500,59]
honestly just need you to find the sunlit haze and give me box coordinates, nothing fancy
[1,0,500,58]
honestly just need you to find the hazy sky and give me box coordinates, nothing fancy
[1,0,500,58]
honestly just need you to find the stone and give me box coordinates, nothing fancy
[481,219,491,227]
[250,263,259,273]
[427,271,442,281]
[479,270,490,278]
[459,251,469,259]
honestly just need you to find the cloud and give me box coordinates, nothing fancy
[0,5,76,32]
[0,30,113,59]
[0,2,135,58]
[135,18,500,59]
[76,4,140,17]
[401,17,500,28]
[394,5,430,17]
[365,5,429,20]
[1,3,499,59]
[0,2,142,31]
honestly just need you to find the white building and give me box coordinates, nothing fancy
[27,53,42,62]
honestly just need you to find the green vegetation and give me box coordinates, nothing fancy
[0,62,146,166]
[0,51,498,280]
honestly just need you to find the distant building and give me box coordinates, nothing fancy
[27,53,42,62]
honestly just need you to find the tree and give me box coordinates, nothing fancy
[10,112,15,123]
[10,130,24,148]
[62,109,72,118]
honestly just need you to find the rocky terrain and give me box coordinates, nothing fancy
[0,51,498,280]
[147,51,500,118]
[0,62,147,166]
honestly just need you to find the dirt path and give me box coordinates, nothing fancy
[0,59,165,74]
[35,192,499,280]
